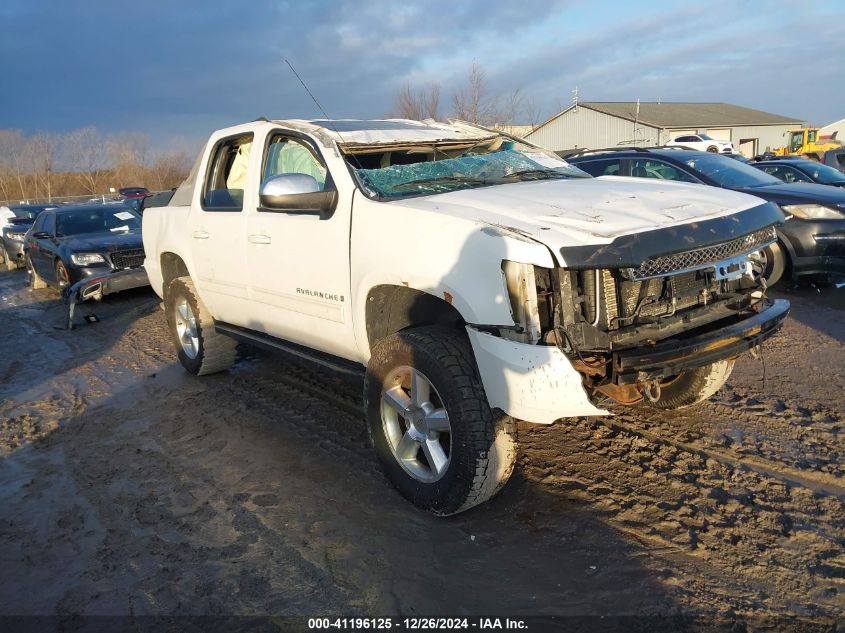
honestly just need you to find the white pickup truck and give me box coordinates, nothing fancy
[143,118,789,515]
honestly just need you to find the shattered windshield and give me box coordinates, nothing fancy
[347,139,590,199]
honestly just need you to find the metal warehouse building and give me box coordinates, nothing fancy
[525,102,804,157]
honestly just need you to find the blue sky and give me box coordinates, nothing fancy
[1,0,843,152]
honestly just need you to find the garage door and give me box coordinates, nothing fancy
[706,129,732,141]
[738,138,757,158]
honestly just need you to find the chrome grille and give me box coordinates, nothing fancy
[630,226,776,280]
[110,248,145,269]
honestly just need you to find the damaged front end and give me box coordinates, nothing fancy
[498,214,789,409]
[63,267,150,329]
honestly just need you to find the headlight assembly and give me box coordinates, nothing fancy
[7,232,26,240]
[781,204,845,220]
[70,253,106,266]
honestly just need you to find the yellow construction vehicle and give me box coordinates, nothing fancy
[773,128,841,161]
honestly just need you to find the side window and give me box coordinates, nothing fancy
[630,159,697,183]
[776,166,810,183]
[31,214,45,233]
[262,135,328,191]
[575,159,621,177]
[202,133,254,211]
[42,213,56,236]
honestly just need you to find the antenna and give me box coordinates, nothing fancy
[572,86,579,112]
[284,58,349,141]
[283,58,360,168]
[285,59,333,122]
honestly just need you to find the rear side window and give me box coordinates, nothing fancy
[630,159,697,183]
[575,159,622,177]
[202,133,254,211]
[760,165,810,183]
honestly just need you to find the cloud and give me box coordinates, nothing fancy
[0,0,841,151]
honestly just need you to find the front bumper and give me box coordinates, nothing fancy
[466,299,789,424]
[467,327,609,425]
[612,299,789,384]
[63,267,149,305]
[779,220,845,279]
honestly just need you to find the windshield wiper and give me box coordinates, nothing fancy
[499,169,569,181]
[391,175,491,191]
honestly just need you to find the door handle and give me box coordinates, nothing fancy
[192,230,210,240]
[248,234,271,245]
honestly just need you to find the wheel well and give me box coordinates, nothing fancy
[160,252,189,299]
[366,285,465,350]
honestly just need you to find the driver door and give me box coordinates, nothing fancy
[244,130,355,357]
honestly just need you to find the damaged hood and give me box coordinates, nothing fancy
[391,176,770,259]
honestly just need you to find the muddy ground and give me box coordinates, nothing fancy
[0,267,844,631]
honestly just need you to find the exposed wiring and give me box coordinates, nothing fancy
[554,326,607,369]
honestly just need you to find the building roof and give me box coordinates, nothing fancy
[533,102,804,133]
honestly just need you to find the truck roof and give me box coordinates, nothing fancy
[265,118,498,147]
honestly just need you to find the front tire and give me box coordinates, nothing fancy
[364,326,518,516]
[754,241,787,286]
[643,359,735,410]
[707,145,719,153]
[165,277,236,375]
[55,259,70,289]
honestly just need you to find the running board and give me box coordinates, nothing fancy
[214,321,365,377]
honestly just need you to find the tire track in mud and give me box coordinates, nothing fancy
[221,367,380,480]
[230,357,845,615]
[520,414,845,617]
[0,280,167,453]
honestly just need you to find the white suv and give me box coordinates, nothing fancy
[666,133,734,153]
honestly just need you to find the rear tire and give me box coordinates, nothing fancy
[27,255,47,289]
[643,360,735,410]
[364,326,518,516]
[165,277,236,375]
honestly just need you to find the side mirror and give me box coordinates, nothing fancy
[259,173,338,220]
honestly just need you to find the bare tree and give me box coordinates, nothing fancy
[392,82,441,120]
[452,62,499,125]
[111,132,150,186]
[147,150,191,191]
[0,130,25,202]
[65,127,110,195]
[522,95,540,128]
[27,132,57,202]
[498,87,526,126]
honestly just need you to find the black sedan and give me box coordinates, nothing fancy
[2,204,57,270]
[750,158,845,188]
[569,148,845,285]
[24,203,149,298]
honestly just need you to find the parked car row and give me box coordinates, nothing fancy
[0,200,150,314]
[569,147,845,285]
